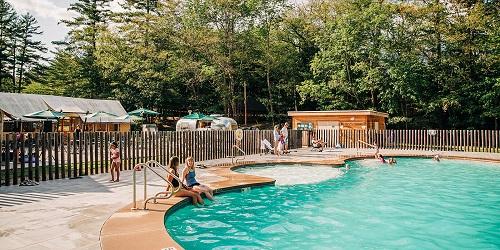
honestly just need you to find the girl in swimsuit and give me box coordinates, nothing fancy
[181,157,214,201]
[110,142,120,182]
[167,156,204,206]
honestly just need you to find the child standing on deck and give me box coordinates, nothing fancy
[110,142,120,182]
[273,125,281,157]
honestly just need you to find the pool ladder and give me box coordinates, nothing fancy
[231,144,246,164]
[132,160,183,210]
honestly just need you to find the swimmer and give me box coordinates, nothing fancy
[378,154,386,163]
[433,155,440,162]
[388,157,397,164]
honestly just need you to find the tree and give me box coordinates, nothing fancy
[38,48,89,97]
[0,0,17,91]
[15,13,47,92]
[61,0,112,98]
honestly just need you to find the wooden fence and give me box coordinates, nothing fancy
[0,130,303,187]
[312,129,500,152]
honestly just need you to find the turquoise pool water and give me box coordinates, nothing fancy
[165,158,500,249]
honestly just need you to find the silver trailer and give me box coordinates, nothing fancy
[209,115,238,130]
[175,115,238,131]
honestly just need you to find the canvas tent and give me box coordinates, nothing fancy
[0,92,131,132]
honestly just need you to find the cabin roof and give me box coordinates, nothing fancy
[287,110,389,118]
[0,92,129,123]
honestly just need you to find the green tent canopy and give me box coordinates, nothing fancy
[84,111,118,119]
[23,109,64,119]
[128,108,160,116]
[182,112,215,120]
[117,114,143,121]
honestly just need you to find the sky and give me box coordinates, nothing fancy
[7,0,124,57]
[7,0,75,56]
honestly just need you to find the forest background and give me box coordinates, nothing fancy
[0,0,499,129]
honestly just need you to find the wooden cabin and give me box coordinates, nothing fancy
[0,92,131,133]
[288,110,388,130]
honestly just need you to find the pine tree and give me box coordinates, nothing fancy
[15,13,47,92]
[0,0,17,91]
[61,0,112,98]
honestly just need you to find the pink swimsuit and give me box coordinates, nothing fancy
[111,149,120,163]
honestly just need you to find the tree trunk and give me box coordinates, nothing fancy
[11,40,16,92]
[17,42,27,93]
[266,20,275,125]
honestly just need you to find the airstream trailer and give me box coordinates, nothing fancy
[209,115,238,130]
[175,115,237,131]
[176,118,212,131]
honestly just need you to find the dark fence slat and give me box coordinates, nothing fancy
[74,133,80,177]
[34,133,40,182]
[99,132,104,173]
[12,136,18,185]
[20,134,26,181]
[104,132,109,173]
[66,134,71,178]
[84,132,89,175]
[4,134,12,186]
[27,133,33,180]
[54,133,59,179]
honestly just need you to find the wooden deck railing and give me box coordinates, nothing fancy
[0,130,303,187]
[311,129,500,153]
[2,129,498,187]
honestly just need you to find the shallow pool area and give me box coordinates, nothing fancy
[165,158,500,249]
[235,163,343,185]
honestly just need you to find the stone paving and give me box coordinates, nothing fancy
[1,147,499,250]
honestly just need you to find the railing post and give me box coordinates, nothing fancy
[132,167,137,210]
[143,164,147,201]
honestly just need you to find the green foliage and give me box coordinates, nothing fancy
[15,13,47,92]
[0,0,46,93]
[0,0,17,91]
[298,0,500,129]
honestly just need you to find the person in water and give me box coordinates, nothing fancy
[433,155,441,162]
[378,154,386,163]
[181,157,214,201]
[167,156,204,206]
[388,157,397,164]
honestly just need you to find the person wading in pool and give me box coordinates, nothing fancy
[181,157,214,201]
[167,156,204,206]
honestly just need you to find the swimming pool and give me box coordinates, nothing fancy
[165,158,500,249]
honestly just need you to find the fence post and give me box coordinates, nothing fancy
[4,134,11,186]
[34,133,40,182]
[52,132,60,180]
[66,134,71,178]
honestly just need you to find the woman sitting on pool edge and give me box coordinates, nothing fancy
[181,157,214,201]
[167,156,204,206]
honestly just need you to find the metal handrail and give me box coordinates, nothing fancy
[231,144,246,164]
[357,140,375,148]
[356,140,376,155]
[132,160,183,210]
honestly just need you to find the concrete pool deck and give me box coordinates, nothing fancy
[1,148,499,250]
